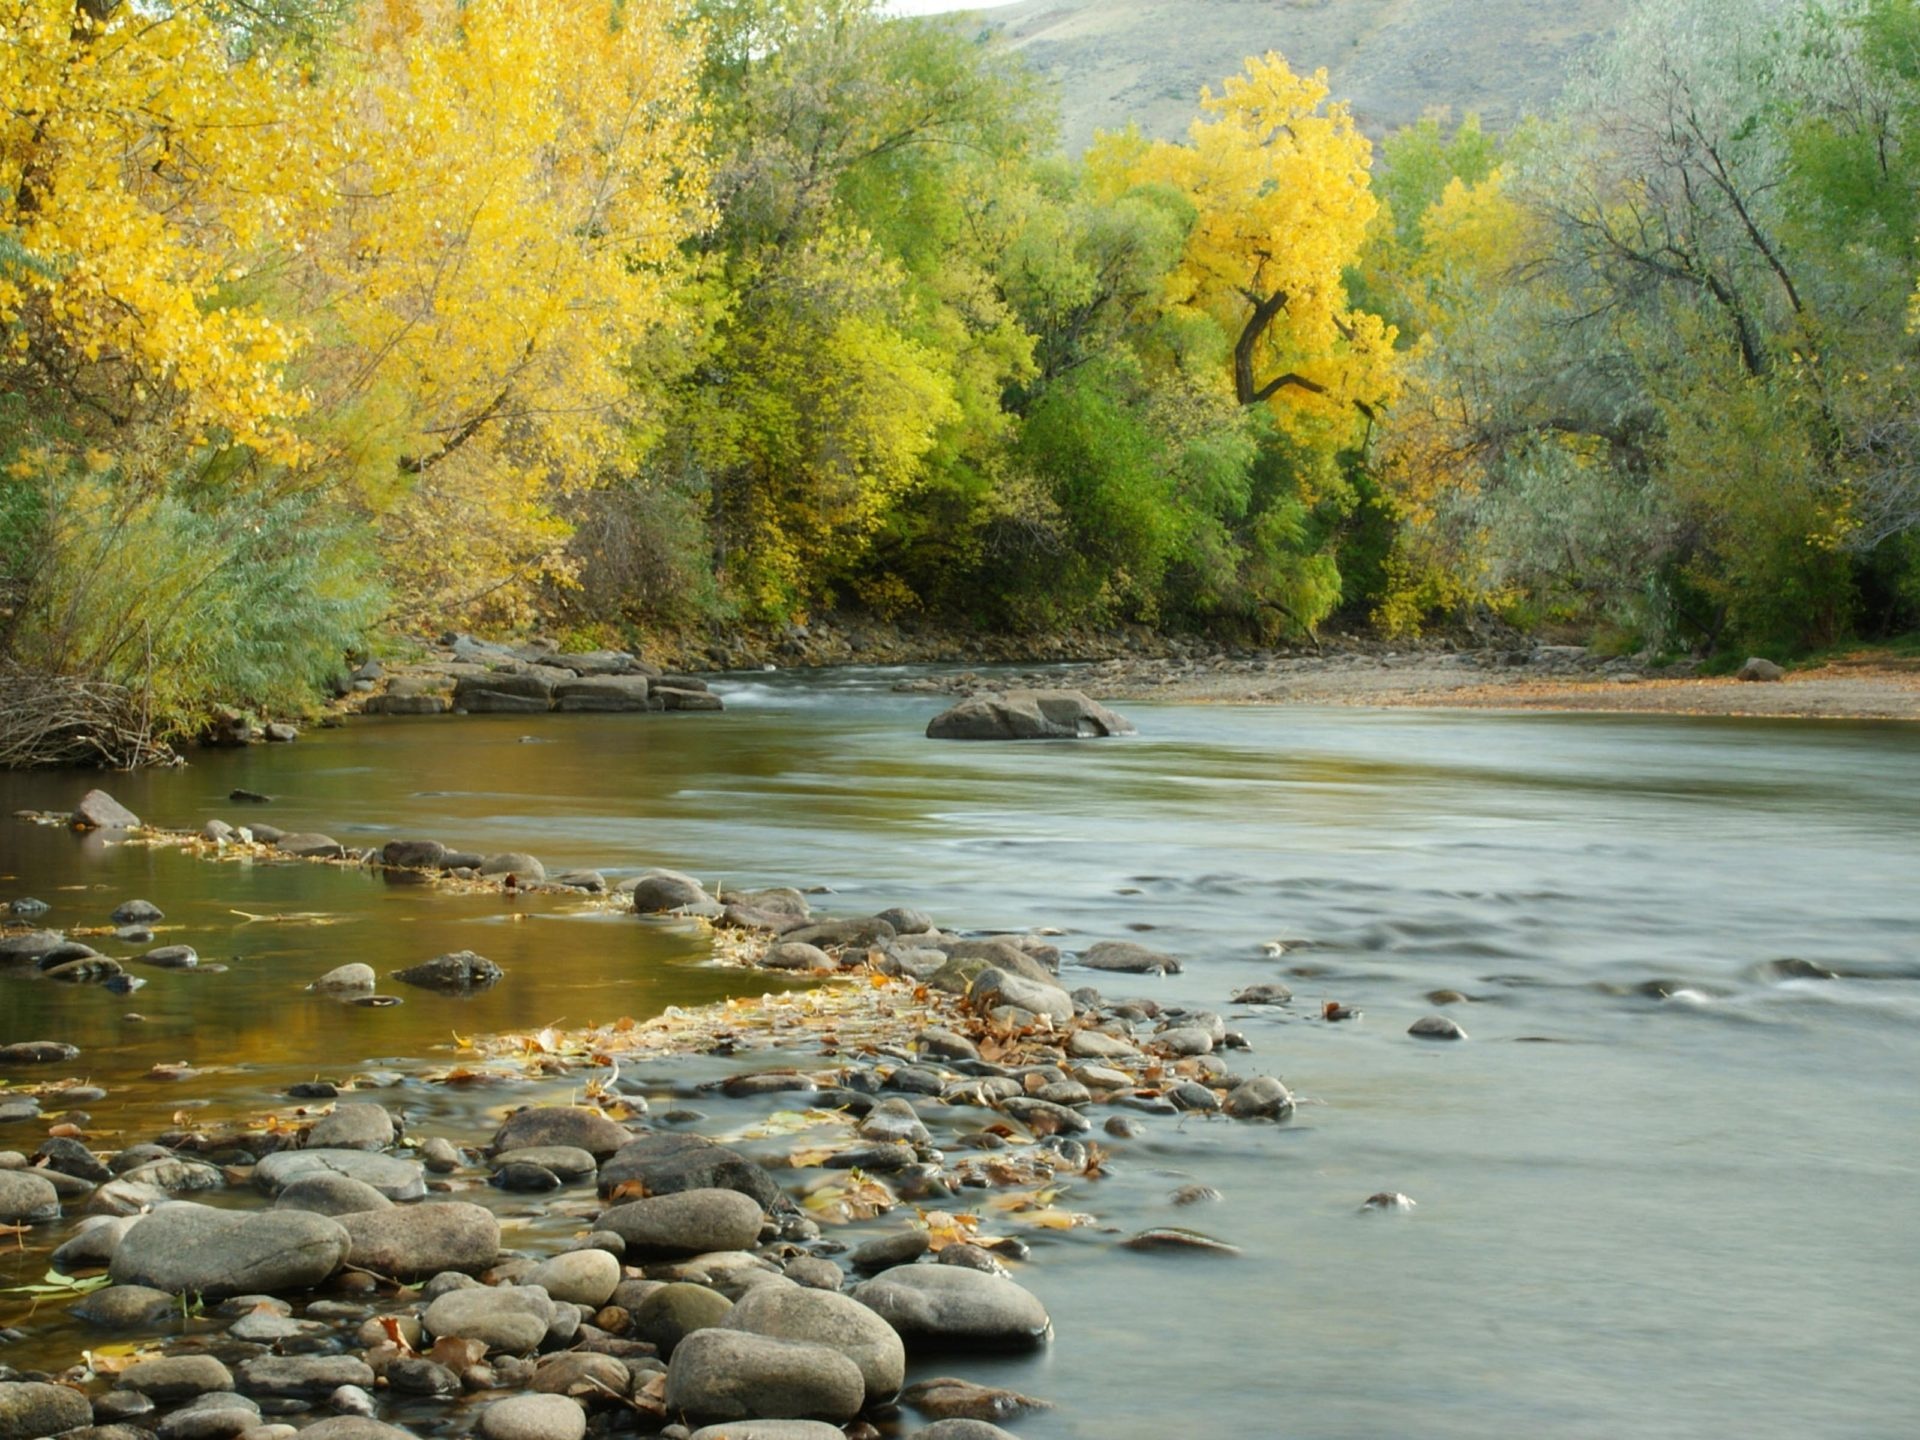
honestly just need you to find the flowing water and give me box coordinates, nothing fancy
[3,669,1918,1439]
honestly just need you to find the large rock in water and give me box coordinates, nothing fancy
[553,675,652,712]
[393,950,503,992]
[599,1188,765,1259]
[109,1204,349,1298]
[0,1171,60,1224]
[664,1330,865,1425]
[850,1266,1050,1350]
[253,1149,427,1201]
[724,1279,905,1406]
[492,1106,633,1160]
[0,1380,93,1439]
[71,789,141,830]
[596,1133,782,1209]
[926,689,1135,741]
[338,1202,500,1278]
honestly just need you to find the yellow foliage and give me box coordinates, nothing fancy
[290,0,711,624]
[1087,53,1398,442]
[0,0,315,459]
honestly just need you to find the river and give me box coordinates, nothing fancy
[3,668,1918,1439]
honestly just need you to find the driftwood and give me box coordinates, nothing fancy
[0,665,176,769]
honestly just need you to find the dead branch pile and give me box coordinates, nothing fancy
[0,665,175,769]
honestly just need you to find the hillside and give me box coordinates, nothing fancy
[974,0,1620,150]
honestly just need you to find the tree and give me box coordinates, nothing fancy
[1086,54,1398,442]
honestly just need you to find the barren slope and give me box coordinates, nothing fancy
[976,0,1619,150]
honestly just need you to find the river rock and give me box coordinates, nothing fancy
[908,1422,1024,1440]
[0,1039,80,1069]
[276,833,346,860]
[926,689,1135,741]
[664,1330,864,1425]
[899,1377,1051,1423]
[1222,1076,1295,1120]
[118,1355,235,1400]
[392,950,503,991]
[600,1188,765,1259]
[688,1425,848,1440]
[629,870,717,914]
[552,676,651,712]
[110,899,164,924]
[338,1202,499,1278]
[119,1157,225,1192]
[859,1098,930,1147]
[0,1171,59,1224]
[494,1146,597,1182]
[381,839,448,870]
[0,931,67,966]
[71,1283,180,1328]
[530,1351,630,1400]
[307,1103,395,1150]
[52,1214,140,1270]
[851,1265,1050,1350]
[110,1204,350,1297]
[295,1420,418,1440]
[597,1133,781,1209]
[73,791,141,830]
[763,941,832,971]
[477,1394,586,1440]
[656,685,723,712]
[139,944,199,970]
[965,969,1073,1025]
[453,674,554,712]
[0,1380,92,1438]
[1231,983,1294,1004]
[526,1250,620,1308]
[724,1279,905,1406]
[423,1285,554,1354]
[44,953,125,982]
[1409,1015,1468,1041]
[1737,656,1786,682]
[37,1134,110,1183]
[238,1355,375,1401]
[254,1149,426,1201]
[492,1107,633,1160]
[275,1173,393,1216]
[633,1282,733,1355]
[1080,940,1181,975]
[311,963,377,994]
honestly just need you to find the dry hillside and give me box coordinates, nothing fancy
[974,0,1620,150]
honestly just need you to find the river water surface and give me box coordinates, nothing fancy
[2,669,1917,1439]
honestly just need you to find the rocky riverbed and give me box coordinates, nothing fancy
[0,788,1438,1440]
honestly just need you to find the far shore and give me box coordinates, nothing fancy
[1032,651,1920,722]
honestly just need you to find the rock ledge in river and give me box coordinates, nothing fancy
[926,689,1135,741]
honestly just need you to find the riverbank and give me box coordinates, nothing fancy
[0,798,1312,1440]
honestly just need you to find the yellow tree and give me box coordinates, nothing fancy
[295,0,710,624]
[1088,54,1397,443]
[1,0,317,461]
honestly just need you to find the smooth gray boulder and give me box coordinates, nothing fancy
[118,1355,235,1400]
[597,1133,781,1209]
[908,1423,1023,1440]
[307,1103,395,1151]
[73,790,141,829]
[600,1188,765,1259]
[0,1170,59,1224]
[1079,940,1181,975]
[629,870,716,914]
[724,1279,905,1406]
[1409,1015,1468,1040]
[632,1282,733,1355]
[110,1204,350,1298]
[688,1425,848,1440]
[311,963,377,994]
[965,968,1073,1025]
[338,1202,499,1278]
[477,1393,586,1440]
[493,1145,596,1182]
[295,1420,419,1440]
[1737,656,1786,682]
[525,1249,620,1308]
[423,1284,554,1354]
[238,1355,375,1400]
[276,833,347,860]
[71,1283,180,1328]
[664,1330,864,1425]
[275,1172,393,1216]
[1222,1076,1295,1119]
[851,1265,1050,1350]
[253,1149,427,1201]
[51,1214,140,1271]
[381,839,448,870]
[492,1107,633,1160]
[0,1380,92,1439]
[926,689,1135,741]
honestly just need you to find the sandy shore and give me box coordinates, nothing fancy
[1035,650,1920,721]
